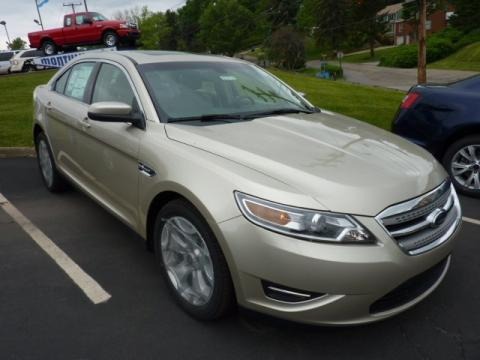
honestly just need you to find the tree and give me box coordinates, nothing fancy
[258,0,302,29]
[352,0,387,57]
[307,0,353,51]
[112,6,145,24]
[450,0,480,32]
[137,9,167,50]
[8,37,26,50]
[267,25,306,69]
[159,10,179,50]
[177,0,212,52]
[199,0,255,56]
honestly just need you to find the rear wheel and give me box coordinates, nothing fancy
[42,40,57,56]
[153,199,235,320]
[443,135,480,198]
[35,133,67,192]
[103,31,118,48]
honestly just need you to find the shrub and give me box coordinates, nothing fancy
[266,26,306,70]
[380,45,418,68]
[379,29,474,68]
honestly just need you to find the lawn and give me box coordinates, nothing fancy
[0,68,404,147]
[271,68,405,130]
[342,47,399,64]
[0,70,57,147]
[430,42,480,72]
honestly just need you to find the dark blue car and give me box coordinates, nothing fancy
[393,75,480,197]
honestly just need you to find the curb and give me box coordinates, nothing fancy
[0,147,36,158]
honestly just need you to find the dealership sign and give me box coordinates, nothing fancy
[33,48,117,68]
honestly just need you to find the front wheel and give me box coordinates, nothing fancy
[103,31,118,48]
[153,199,235,320]
[42,40,57,56]
[443,135,480,198]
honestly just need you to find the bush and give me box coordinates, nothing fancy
[379,45,418,68]
[266,26,306,70]
[379,28,477,68]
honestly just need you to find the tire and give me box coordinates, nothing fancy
[22,64,34,73]
[153,199,235,320]
[35,132,67,193]
[41,40,57,56]
[103,31,118,48]
[442,135,480,198]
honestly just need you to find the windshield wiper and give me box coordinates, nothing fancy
[244,108,315,119]
[168,113,245,123]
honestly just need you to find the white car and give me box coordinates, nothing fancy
[9,49,45,73]
[0,51,18,74]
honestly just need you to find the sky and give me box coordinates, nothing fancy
[0,0,185,51]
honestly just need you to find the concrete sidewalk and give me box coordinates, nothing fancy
[307,60,478,91]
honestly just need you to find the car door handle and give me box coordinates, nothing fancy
[81,117,91,129]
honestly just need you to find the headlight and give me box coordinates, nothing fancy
[234,192,374,243]
[119,23,129,29]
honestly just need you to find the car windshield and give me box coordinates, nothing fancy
[139,61,313,122]
[90,12,107,21]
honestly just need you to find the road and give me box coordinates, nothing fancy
[1,158,480,359]
[307,61,478,91]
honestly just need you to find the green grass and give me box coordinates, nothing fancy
[430,42,480,72]
[0,68,404,147]
[342,47,399,64]
[271,68,404,130]
[0,70,57,147]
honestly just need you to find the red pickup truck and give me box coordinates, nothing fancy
[28,12,140,55]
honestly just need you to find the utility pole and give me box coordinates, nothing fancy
[417,0,427,84]
[63,2,82,14]
[84,0,88,12]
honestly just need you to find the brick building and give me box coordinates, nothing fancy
[378,2,455,45]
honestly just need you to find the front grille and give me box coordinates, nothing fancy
[377,181,461,255]
[370,256,450,314]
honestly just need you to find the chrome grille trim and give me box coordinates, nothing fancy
[376,181,462,255]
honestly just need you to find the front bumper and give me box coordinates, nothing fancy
[218,214,460,325]
[118,29,141,41]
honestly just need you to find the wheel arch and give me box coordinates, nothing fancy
[102,28,118,39]
[144,186,237,273]
[441,124,480,159]
[33,123,44,141]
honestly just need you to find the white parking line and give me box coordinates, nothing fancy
[0,193,111,305]
[463,217,480,226]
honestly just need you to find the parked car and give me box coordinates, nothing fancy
[393,75,480,198]
[28,12,140,55]
[9,49,45,73]
[0,50,18,74]
[33,51,461,325]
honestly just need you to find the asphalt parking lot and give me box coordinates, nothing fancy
[1,157,479,360]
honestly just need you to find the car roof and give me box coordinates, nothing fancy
[77,50,246,65]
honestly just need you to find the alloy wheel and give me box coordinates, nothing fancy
[451,145,480,190]
[160,216,214,306]
[105,34,116,47]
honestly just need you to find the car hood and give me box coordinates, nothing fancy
[165,111,447,216]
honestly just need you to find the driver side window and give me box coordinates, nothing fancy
[92,63,139,111]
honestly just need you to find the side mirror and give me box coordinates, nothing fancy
[88,102,145,129]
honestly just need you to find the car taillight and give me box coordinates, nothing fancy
[401,92,421,109]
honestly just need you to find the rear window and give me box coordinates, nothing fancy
[0,52,14,61]
[21,50,43,58]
